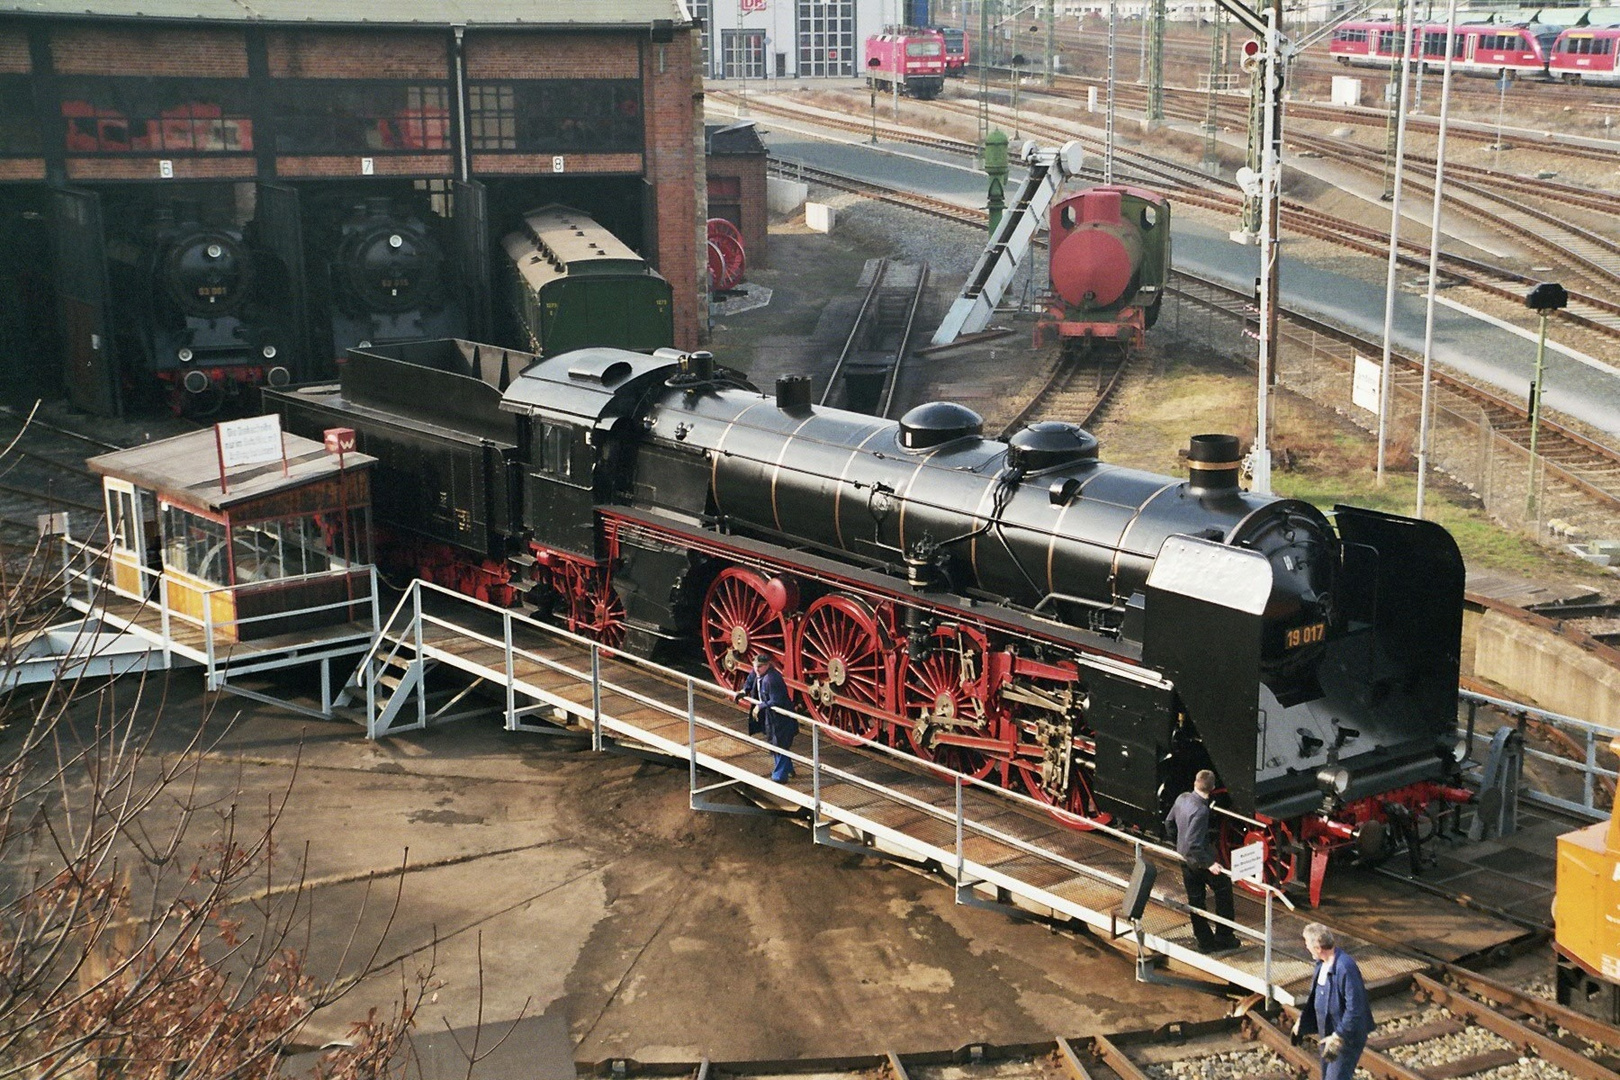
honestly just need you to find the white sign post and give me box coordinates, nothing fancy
[1352,352,1382,416]
[1229,841,1266,885]
[215,414,286,493]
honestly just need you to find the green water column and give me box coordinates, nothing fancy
[985,129,1009,235]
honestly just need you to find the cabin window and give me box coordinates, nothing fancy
[535,422,588,484]
[162,505,231,585]
[231,510,372,584]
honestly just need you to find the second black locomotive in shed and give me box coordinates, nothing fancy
[271,341,1469,903]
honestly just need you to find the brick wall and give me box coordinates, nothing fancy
[471,153,643,177]
[276,155,454,178]
[65,157,257,181]
[0,159,45,181]
[707,156,768,259]
[52,25,247,77]
[641,30,704,350]
[0,28,30,73]
[466,32,638,79]
[267,30,446,79]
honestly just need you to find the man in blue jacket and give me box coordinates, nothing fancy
[1294,922,1374,1080]
[738,652,797,782]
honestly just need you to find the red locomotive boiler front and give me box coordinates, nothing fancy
[1040,185,1170,352]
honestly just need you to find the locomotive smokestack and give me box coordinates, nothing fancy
[776,375,813,413]
[1186,434,1242,495]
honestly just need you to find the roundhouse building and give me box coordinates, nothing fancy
[0,0,705,415]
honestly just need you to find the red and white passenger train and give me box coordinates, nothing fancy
[1549,23,1620,84]
[1328,19,1562,78]
[1326,16,1620,84]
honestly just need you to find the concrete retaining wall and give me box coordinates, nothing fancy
[1464,597,1620,727]
[767,176,808,214]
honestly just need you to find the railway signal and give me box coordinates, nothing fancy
[1525,281,1569,520]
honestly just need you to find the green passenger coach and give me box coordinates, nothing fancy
[501,204,675,357]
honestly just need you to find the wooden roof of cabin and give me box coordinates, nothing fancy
[87,427,375,515]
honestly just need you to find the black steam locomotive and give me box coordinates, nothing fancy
[269,340,1469,903]
[107,204,292,415]
[309,195,462,359]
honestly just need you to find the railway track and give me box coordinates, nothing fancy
[1052,964,1620,1080]
[818,257,931,418]
[1283,130,1620,303]
[598,967,1620,1080]
[750,85,1620,362]
[1169,271,1620,514]
[995,350,1133,439]
[1028,70,1620,166]
[0,405,125,548]
[761,156,1620,513]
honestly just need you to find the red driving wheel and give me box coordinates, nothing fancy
[701,566,792,689]
[796,594,889,744]
[706,218,746,291]
[559,563,625,650]
[900,626,994,779]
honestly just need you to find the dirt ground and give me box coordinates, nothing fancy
[2,672,1229,1064]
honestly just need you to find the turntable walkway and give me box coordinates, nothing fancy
[350,581,1521,1006]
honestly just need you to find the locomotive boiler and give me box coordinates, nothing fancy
[270,341,1469,903]
[107,204,291,415]
[1040,185,1171,353]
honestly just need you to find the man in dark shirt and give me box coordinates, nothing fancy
[1164,769,1237,952]
[738,652,797,782]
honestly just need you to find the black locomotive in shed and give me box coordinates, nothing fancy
[269,340,1470,903]
[307,193,463,359]
[107,202,294,415]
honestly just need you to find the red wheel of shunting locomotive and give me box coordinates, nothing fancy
[701,566,792,689]
[796,594,889,744]
[706,218,746,292]
[901,625,995,780]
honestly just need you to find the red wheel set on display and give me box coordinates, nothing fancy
[706,218,746,292]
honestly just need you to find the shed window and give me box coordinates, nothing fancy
[274,81,450,154]
[57,77,253,155]
[0,77,43,155]
[467,80,641,154]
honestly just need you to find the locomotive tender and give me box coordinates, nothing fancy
[270,340,1469,902]
[1041,184,1170,352]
